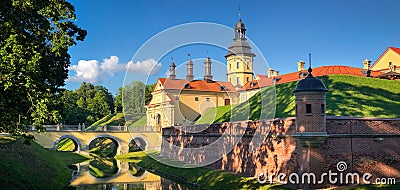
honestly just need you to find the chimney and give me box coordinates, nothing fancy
[363,59,371,70]
[273,70,279,77]
[204,57,213,81]
[267,68,275,78]
[186,57,194,81]
[169,60,176,79]
[297,61,305,71]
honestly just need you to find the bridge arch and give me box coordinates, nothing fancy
[53,135,82,152]
[128,136,149,151]
[87,134,122,155]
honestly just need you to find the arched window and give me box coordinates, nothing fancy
[236,62,240,69]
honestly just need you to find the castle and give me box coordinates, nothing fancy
[146,17,400,130]
[150,17,400,188]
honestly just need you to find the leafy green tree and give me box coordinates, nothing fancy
[114,87,123,113]
[60,82,114,125]
[0,0,86,133]
[145,83,155,105]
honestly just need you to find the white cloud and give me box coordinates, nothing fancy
[100,56,126,75]
[68,56,162,83]
[69,60,100,83]
[127,58,162,75]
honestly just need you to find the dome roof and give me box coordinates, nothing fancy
[235,19,245,30]
[293,69,328,93]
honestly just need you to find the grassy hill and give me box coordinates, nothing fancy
[196,75,400,124]
[0,136,88,189]
[87,113,146,130]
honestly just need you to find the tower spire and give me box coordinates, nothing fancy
[169,57,176,79]
[186,54,194,81]
[204,56,212,81]
[238,6,242,20]
[307,53,313,77]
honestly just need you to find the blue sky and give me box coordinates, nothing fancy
[66,0,400,94]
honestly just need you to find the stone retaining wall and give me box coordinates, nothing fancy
[161,117,400,188]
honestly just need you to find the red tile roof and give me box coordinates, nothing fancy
[242,65,376,91]
[390,47,400,55]
[157,78,237,93]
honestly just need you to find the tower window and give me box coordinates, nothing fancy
[236,77,240,84]
[229,63,231,70]
[321,104,325,115]
[306,104,312,114]
[246,77,249,82]
[246,63,249,69]
[195,97,199,101]
[237,62,240,69]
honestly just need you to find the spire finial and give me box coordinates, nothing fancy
[188,53,191,60]
[238,6,242,20]
[171,57,174,62]
[307,53,313,77]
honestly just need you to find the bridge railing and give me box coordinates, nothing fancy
[27,124,157,132]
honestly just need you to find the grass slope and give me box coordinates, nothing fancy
[87,113,125,130]
[87,113,147,130]
[0,136,88,189]
[197,75,400,123]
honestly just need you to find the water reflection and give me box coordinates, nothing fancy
[70,159,190,190]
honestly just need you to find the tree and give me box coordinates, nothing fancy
[145,83,155,105]
[60,82,114,125]
[0,0,86,133]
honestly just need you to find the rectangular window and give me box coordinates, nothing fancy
[237,62,240,69]
[321,104,325,115]
[224,99,230,105]
[306,104,312,114]
[246,77,249,82]
[236,77,240,84]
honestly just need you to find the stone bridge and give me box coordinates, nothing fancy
[27,125,161,155]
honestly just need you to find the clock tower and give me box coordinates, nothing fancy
[225,18,255,89]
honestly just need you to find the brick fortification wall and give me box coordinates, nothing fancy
[161,116,400,188]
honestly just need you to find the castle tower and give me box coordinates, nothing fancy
[225,18,255,89]
[169,59,176,79]
[293,67,328,135]
[186,57,194,81]
[204,57,213,81]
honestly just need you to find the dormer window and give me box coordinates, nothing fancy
[220,85,227,91]
[184,83,191,89]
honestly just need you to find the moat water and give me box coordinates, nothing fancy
[69,158,190,190]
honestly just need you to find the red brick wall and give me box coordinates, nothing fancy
[161,117,400,188]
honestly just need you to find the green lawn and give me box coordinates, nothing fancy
[0,136,88,189]
[55,138,75,151]
[87,113,147,131]
[87,113,125,130]
[197,75,400,123]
